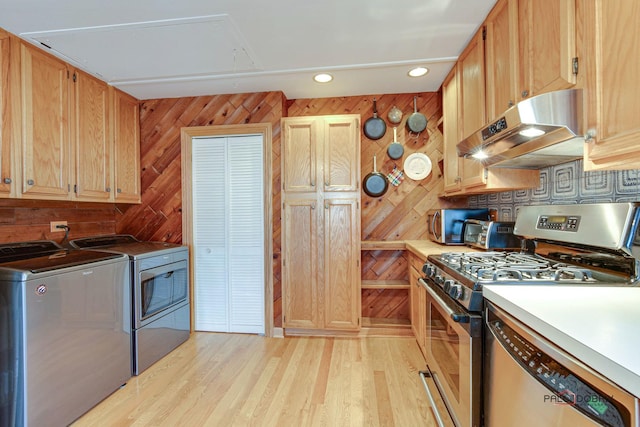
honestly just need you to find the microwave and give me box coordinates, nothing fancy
[427,208,491,244]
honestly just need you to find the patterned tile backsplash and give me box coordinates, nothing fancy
[468,160,640,220]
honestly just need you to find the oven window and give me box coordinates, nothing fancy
[428,299,460,399]
[141,266,188,319]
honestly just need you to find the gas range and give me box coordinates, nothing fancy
[423,203,640,312]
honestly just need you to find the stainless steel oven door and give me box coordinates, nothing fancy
[135,259,188,328]
[419,278,482,427]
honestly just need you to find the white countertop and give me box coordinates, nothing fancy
[483,285,640,398]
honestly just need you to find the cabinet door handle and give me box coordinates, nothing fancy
[521,89,529,98]
[27,179,34,186]
[117,188,122,193]
[3,178,11,184]
[106,187,111,192]
[311,202,316,210]
[324,203,329,209]
[311,181,315,187]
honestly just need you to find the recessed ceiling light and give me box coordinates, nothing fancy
[408,67,429,77]
[313,73,333,83]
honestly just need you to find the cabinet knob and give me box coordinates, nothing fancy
[311,202,316,210]
[27,179,34,186]
[521,90,529,98]
[508,100,514,107]
[311,181,315,187]
[585,129,597,142]
[3,178,11,184]
[106,187,111,192]
[324,203,329,209]
[117,188,122,193]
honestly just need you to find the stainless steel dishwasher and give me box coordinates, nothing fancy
[484,302,639,427]
[0,240,131,427]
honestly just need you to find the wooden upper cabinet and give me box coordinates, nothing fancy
[281,117,318,193]
[458,28,486,141]
[441,66,462,192]
[19,42,70,199]
[518,0,577,100]
[282,115,359,194]
[583,0,640,170]
[485,0,519,120]
[73,69,111,201]
[322,116,359,192]
[0,30,13,198]
[458,28,488,188]
[113,88,141,203]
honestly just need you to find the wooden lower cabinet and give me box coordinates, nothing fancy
[282,196,360,331]
[409,254,426,357]
[282,198,320,329]
[323,198,360,330]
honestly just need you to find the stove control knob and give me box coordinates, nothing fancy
[435,275,445,285]
[449,284,464,300]
[422,263,436,278]
[443,279,455,293]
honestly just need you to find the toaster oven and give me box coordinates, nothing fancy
[463,219,521,250]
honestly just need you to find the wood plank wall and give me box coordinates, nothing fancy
[0,199,116,244]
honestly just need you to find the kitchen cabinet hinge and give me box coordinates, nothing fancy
[572,57,579,75]
[73,184,77,193]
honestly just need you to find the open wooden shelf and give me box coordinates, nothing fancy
[361,280,410,290]
[361,240,406,250]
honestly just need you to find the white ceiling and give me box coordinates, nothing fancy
[0,0,497,100]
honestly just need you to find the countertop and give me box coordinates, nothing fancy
[405,240,479,260]
[483,285,640,398]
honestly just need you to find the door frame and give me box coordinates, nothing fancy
[181,123,273,337]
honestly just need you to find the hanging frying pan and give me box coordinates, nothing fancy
[363,155,388,197]
[406,96,427,134]
[363,98,387,140]
[387,127,404,160]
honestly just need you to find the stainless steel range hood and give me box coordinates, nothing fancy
[456,89,584,169]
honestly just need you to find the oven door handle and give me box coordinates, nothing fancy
[419,369,451,427]
[419,278,470,323]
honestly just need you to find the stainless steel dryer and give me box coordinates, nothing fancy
[0,240,131,427]
[70,235,190,375]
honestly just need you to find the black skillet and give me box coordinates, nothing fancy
[363,155,388,197]
[363,98,387,140]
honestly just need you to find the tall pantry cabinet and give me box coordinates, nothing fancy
[281,115,361,331]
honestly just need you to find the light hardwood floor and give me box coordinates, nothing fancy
[72,333,437,426]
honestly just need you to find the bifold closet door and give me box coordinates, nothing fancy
[191,135,265,333]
